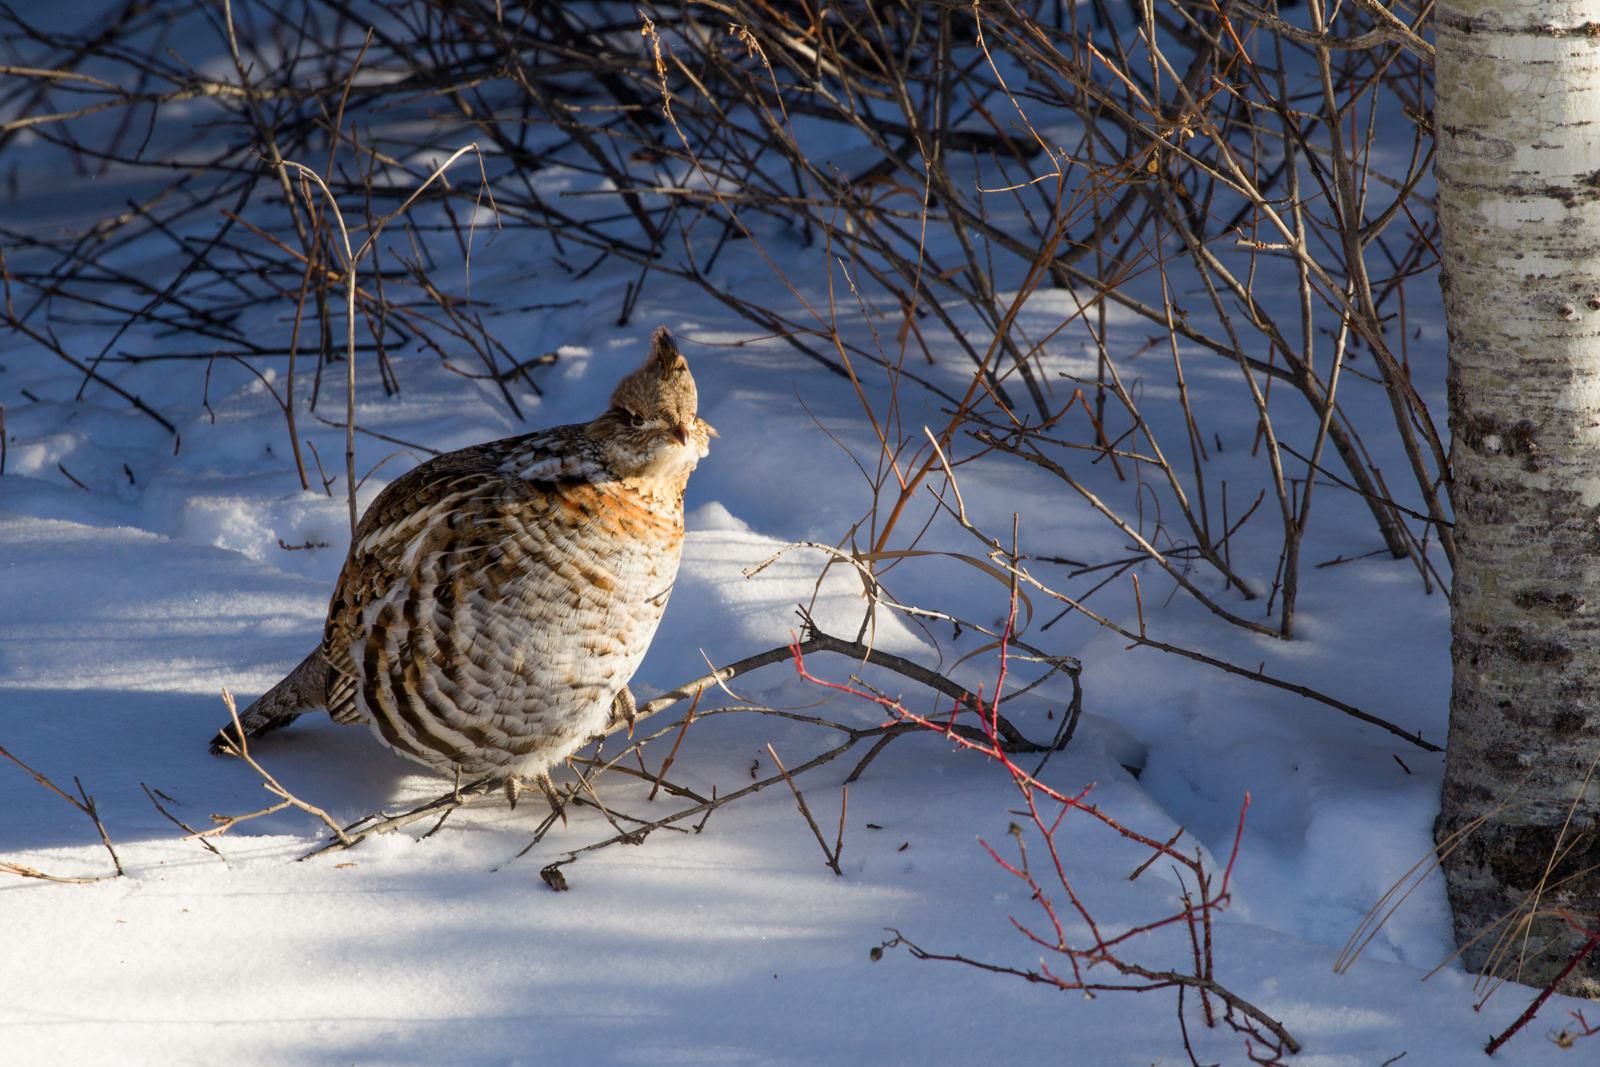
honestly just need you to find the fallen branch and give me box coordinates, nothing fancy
[295,626,1075,862]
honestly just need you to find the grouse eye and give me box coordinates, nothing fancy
[613,406,646,428]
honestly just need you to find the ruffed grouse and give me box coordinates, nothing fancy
[211,327,714,793]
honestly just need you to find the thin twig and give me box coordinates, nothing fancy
[0,741,123,877]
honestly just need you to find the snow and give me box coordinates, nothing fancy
[1,31,1593,1067]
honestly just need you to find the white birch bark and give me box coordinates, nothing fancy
[1437,0,1600,995]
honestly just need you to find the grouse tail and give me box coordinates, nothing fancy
[210,647,330,755]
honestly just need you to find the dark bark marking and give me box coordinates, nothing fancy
[1474,624,1576,666]
[1515,589,1587,616]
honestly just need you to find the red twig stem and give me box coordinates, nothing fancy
[795,636,1298,1058]
[1485,923,1600,1055]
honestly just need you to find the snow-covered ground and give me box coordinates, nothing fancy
[2,25,1593,1067]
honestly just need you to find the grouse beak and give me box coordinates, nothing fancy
[672,424,689,446]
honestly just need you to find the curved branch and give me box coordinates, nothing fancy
[1228,0,1435,66]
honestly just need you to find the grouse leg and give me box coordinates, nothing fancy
[534,771,567,827]
[611,685,638,736]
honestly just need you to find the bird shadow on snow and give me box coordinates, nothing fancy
[0,689,421,857]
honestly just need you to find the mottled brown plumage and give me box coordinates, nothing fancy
[213,327,714,783]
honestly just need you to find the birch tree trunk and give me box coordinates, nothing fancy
[1437,0,1600,995]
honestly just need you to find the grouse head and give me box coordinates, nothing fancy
[591,326,716,478]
